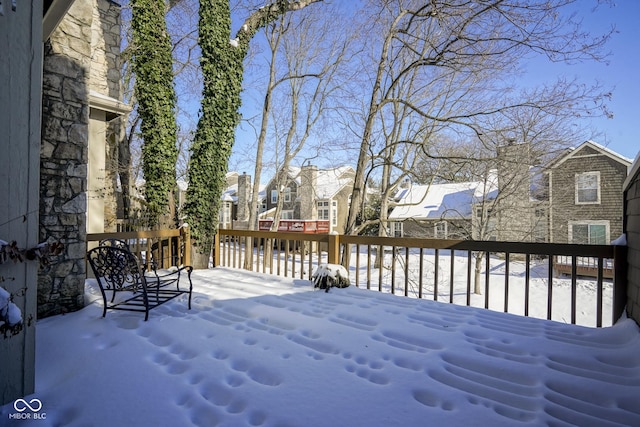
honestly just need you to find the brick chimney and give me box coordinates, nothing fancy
[237,172,251,222]
[299,163,318,220]
[496,141,533,241]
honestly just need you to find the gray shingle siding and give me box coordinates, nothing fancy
[550,145,627,243]
[625,161,640,325]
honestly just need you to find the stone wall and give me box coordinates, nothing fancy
[90,0,121,97]
[38,0,123,318]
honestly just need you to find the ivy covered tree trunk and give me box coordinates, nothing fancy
[131,0,178,228]
[186,0,322,268]
[186,0,242,267]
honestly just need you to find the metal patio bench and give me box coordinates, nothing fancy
[87,245,193,321]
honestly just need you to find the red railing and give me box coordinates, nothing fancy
[258,219,330,233]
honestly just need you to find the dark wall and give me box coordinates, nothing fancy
[625,157,640,324]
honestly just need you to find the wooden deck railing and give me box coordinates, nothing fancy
[87,225,191,271]
[214,229,627,328]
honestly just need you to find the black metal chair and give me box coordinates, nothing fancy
[99,238,131,250]
[99,237,190,290]
[87,245,192,321]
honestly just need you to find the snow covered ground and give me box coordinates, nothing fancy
[2,267,639,427]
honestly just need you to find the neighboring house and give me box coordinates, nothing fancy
[218,172,266,229]
[546,140,632,244]
[247,164,355,233]
[175,172,268,230]
[492,142,548,243]
[388,141,630,244]
[388,180,497,239]
[265,165,355,233]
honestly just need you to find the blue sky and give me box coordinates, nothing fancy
[229,1,639,174]
[537,0,639,161]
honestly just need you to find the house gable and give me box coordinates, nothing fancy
[548,141,630,244]
[550,140,632,170]
[264,168,300,217]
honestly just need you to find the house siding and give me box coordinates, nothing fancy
[332,185,352,234]
[0,0,42,406]
[265,180,299,219]
[625,158,640,325]
[400,219,471,239]
[550,145,627,244]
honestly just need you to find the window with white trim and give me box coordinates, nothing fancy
[575,172,600,204]
[281,210,294,220]
[317,201,329,220]
[284,187,292,202]
[435,221,447,239]
[569,221,609,245]
[533,207,547,242]
[271,189,278,204]
[332,201,337,226]
[392,222,403,237]
[221,201,232,226]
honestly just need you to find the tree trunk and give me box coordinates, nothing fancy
[474,251,484,295]
[344,12,405,237]
[191,243,211,269]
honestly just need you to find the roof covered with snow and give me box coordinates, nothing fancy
[281,165,355,199]
[314,167,355,199]
[389,180,497,221]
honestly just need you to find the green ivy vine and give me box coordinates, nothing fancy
[131,0,178,224]
[185,0,244,252]
[185,0,322,255]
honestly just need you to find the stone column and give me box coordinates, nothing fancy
[38,0,93,318]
